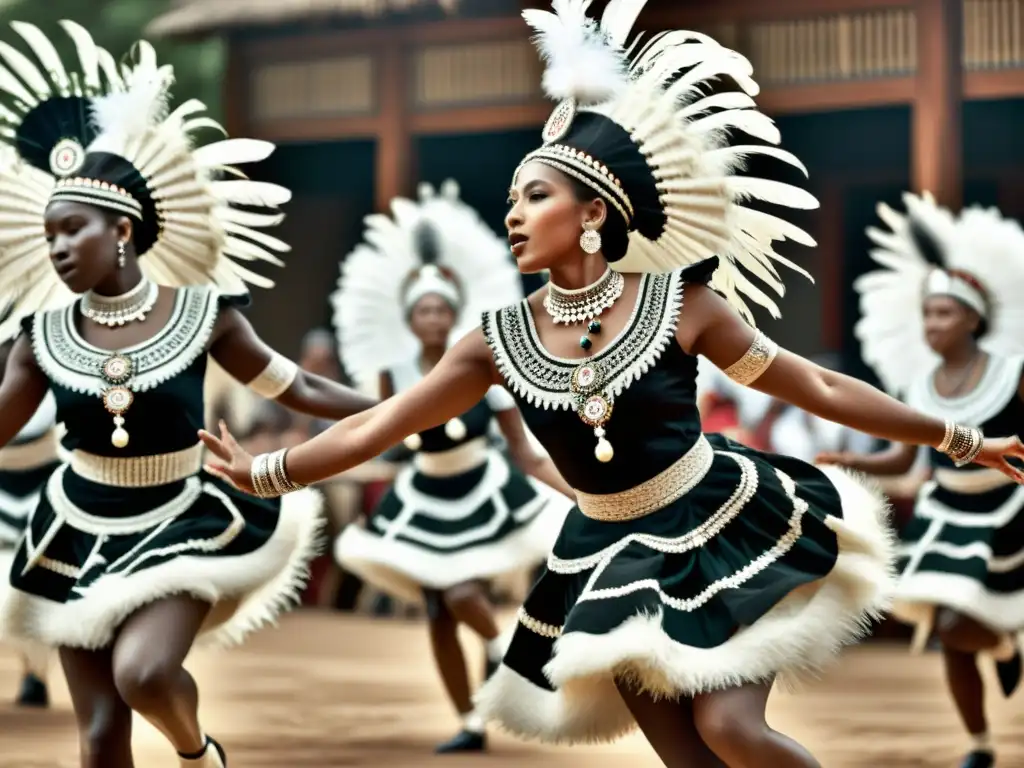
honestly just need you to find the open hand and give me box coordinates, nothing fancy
[972,436,1024,483]
[199,420,255,494]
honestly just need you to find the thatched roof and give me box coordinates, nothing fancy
[147,0,459,38]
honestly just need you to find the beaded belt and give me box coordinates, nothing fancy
[70,443,204,488]
[574,435,714,522]
[934,467,1012,494]
[0,429,59,471]
[413,438,489,478]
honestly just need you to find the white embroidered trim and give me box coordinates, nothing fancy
[518,606,563,638]
[482,271,684,411]
[548,451,758,575]
[576,468,808,612]
[42,465,203,537]
[70,444,204,488]
[30,285,223,397]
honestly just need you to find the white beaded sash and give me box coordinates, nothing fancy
[0,429,59,471]
[413,438,489,478]
[574,435,714,521]
[70,443,204,488]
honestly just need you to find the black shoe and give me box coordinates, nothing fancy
[15,673,48,708]
[960,750,995,768]
[996,648,1021,697]
[434,730,486,754]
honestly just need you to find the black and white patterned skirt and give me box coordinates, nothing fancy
[892,471,1024,642]
[0,464,323,650]
[474,434,896,744]
[335,449,571,603]
[0,461,59,673]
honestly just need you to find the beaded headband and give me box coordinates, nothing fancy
[515,143,635,225]
[49,176,143,218]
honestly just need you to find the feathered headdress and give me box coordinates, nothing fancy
[517,0,818,322]
[332,180,523,394]
[0,21,292,340]
[854,191,1024,395]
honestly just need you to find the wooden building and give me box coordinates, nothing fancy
[148,0,1024,376]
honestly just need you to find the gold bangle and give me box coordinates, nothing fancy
[722,331,779,386]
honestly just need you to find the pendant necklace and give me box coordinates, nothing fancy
[100,353,134,448]
[544,268,625,462]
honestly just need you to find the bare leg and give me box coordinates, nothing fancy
[60,646,134,768]
[423,589,473,715]
[942,649,988,736]
[443,581,500,642]
[111,595,212,755]
[693,680,820,768]
[614,680,727,768]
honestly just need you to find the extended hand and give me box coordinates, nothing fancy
[972,436,1024,483]
[199,420,256,493]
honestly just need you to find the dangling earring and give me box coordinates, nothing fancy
[579,223,602,255]
[117,241,126,269]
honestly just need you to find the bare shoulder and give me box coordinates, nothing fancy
[676,281,732,353]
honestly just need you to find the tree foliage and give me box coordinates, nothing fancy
[0,0,223,118]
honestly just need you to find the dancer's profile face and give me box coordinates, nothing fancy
[408,292,457,348]
[505,161,603,274]
[43,201,127,294]
[922,294,982,355]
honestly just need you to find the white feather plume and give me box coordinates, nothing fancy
[331,182,522,394]
[523,2,817,323]
[522,0,630,105]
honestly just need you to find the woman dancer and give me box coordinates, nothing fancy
[200,3,1024,766]
[0,366,60,707]
[332,180,573,753]
[820,193,1024,768]
[0,23,376,767]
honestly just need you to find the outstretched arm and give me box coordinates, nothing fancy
[202,329,498,491]
[678,284,1024,480]
[493,405,575,499]
[209,308,377,420]
[0,337,49,448]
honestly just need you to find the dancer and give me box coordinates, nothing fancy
[200,4,1024,766]
[0,22,376,768]
[0,361,60,707]
[332,180,574,753]
[820,193,1024,768]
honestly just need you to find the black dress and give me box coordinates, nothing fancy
[0,286,322,650]
[473,259,896,744]
[334,360,571,604]
[893,355,1024,644]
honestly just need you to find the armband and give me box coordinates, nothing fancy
[722,331,779,385]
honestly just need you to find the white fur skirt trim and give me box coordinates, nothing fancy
[474,463,896,744]
[0,485,324,650]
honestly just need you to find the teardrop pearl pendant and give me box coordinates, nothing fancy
[594,426,614,463]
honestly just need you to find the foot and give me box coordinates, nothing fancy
[178,736,227,766]
[15,673,48,708]
[996,647,1021,697]
[960,750,995,768]
[434,729,486,754]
